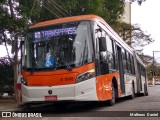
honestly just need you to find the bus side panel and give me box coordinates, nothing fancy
[96,72,119,101]
[124,74,137,96]
[141,75,146,93]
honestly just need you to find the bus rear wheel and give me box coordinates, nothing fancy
[107,83,116,106]
[129,84,135,99]
[143,84,148,96]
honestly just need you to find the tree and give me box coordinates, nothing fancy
[0,57,14,97]
[132,0,146,5]
[138,54,160,83]
[146,64,160,83]
[0,0,27,100]
[131,24,154,50]
[120,0,146,5]
[18,0,124,26]
[112,21,154,51]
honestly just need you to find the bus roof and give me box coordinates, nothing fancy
[30,14,105,29]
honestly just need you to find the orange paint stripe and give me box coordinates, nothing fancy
[96,72,119,101]
[22,63,95,86]
[30,15,106,29]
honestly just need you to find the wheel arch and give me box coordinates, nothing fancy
[112,76,118,98]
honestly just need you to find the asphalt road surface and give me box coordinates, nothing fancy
[1,85,160,120]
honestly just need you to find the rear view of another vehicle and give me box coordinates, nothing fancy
[155,81,160,85]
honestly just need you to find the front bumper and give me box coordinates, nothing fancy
[21,78,98,104]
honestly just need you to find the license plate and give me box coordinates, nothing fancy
[45,96,57,101]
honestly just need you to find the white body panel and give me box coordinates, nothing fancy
[118,74,137,98]
[21,78,98,104]
[140,76,146,93]
[124,74,137,96]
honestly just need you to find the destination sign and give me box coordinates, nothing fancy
[34,27,77,40]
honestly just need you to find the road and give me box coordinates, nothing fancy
[1,85,160,120]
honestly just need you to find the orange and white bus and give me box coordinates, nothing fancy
[20,15,148,107]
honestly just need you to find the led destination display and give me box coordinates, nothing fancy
[34,26,77,40]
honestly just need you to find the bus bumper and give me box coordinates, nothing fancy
[21,78,98,104]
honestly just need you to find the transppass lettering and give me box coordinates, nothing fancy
[34,27,77,39]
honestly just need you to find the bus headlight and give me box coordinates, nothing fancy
[21,77,28,86]
[76,69,95,83]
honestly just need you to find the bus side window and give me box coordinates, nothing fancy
[106,36,115,71]
[126,52,130,73]
[111,39,116,70]
[128,54,132,74]
[97,29,109,75]
[123,50,128,73]
[131,56,135,75]
[122,49,127,73]
[114,41,118,70]
[98,30,107,61]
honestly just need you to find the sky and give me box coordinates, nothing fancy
[131,0,160,61]
[0,45,11,57]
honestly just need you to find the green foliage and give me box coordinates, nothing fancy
[104,0,124,24]
[0,58,13,84]
[0,57,14,95]
[57,0,124,25]
[17,0,124,26]
[131,24,154,49]
[58,0,105,15]
[112,21,154,51]
[19,0,54,24]
[146,64,160,81]
[120,0,146,5]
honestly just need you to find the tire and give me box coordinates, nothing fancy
[143,84,148,96]
[22,103,31,110]
[0,93,2,98]
[129,84,135,99]
[107,83,116,106]
[53,102,69,110]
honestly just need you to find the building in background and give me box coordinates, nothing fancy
[121,0,131,24]
[120,0,132,45]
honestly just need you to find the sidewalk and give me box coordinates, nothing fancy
[0,96,18,111]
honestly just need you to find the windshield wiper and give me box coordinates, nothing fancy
[56,49,72,71]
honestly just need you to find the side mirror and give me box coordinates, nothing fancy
[99,37,107,52]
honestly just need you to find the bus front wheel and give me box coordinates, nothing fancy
[107,83,116,106]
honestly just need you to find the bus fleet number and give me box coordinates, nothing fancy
[61,77,74,81]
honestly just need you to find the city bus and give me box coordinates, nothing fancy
[19,15,148,107]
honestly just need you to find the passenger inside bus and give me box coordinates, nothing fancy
[45,48,54,67]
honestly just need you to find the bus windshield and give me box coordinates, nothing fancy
[23,21,93,71]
